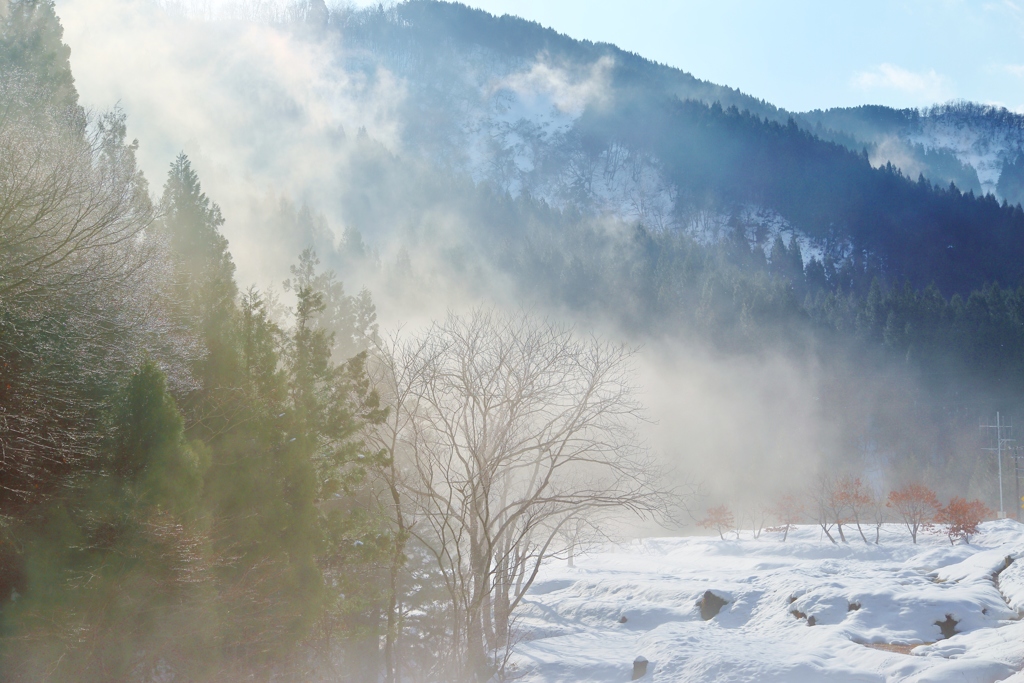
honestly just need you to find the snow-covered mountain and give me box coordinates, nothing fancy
[331,8,684,229]
[331,3,1024,289]
[332,4,1024,214]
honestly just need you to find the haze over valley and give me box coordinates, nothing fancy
[4,1,1024,681]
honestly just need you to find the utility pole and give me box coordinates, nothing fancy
[1016,445,1023,522]
[981,412,1014,519]
[1010,443,1024,523]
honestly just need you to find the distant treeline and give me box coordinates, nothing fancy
[573,97,1024,295]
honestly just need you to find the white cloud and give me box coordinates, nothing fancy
[851,63,950,101]
[1005,64,1024,78]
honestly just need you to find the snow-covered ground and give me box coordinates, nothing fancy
[511,521,1024,682]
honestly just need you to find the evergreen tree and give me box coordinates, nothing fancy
[769,235,788,277]
[158,153,240,408]
[282,250,390,675]
[788,238,805,282]
[0,0,80,115]
[111,360,205,513]
[285,247,380,361]
[2,362,214,682]
[159,154,236,306]
[240,286,286,400]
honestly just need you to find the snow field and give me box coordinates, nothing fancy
[510,521,1024,682]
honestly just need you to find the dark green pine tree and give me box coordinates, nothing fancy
[769,235,788,278]
[111,360,205,514]
[804,257,829,294]
[158,153,240,403]
[239,286,285,400]
[2,362,214,683]
[285,246,380,362]
[159,153,236,301]
[155,166,317,670]
[0,0,80,115]
[283,250,390,676]
[787,238,804,280]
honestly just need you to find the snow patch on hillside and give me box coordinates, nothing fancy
[510,521,1024,682]
[912,123,1005,196]
[911,106,1024,197]
[403,51,680,227]
[682,205,842,267]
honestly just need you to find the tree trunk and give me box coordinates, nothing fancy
[467,516,491,681]
[513,545,525,602]
[384,472,406,683]
[854,518,868,544]
[466,601,487,681]
[482,582,495,653]
[451,600,463,681]
[384,541,403,683]
[394,601,404,683]
[494,552,511,648]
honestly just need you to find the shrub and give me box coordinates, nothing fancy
[938,497,991,545]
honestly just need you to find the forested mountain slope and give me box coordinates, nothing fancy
[801,102,1024,202]
[322,1,1024,296]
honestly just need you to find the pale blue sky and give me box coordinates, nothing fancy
[359,0,1024,112]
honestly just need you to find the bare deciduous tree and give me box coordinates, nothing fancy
[373,309,668,681]
[0,91,193,517]
[742,502,771,540]
[869,488,888,544]
[698,504,736,541]
[812,475,843,544]
[888,483,940,544]
[770,493,803,542]
[0,102,154,303]
[837,476,872,544]
[365,327,431,683]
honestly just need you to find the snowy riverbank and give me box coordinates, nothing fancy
[511,520,1024,682]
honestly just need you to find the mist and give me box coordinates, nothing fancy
[51,0,1007,513]
[3,1,1021,680]
[61,1,767,494]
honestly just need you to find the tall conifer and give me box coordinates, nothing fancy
[0,0,79,114]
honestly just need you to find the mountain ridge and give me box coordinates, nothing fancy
[320,1,1024,295]
[361,1,1024,204]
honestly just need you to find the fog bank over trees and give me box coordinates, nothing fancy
[3,1,1024,681]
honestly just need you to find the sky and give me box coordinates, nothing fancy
[344,0,1024,113]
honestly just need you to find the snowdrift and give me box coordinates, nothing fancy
[511,521,1024,682]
